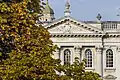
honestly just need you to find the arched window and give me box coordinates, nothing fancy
[85,49,92,67]
[106,49,113,67]
[64,49,71,66]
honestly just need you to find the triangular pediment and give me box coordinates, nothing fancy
[46,16,103,34]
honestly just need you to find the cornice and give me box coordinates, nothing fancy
[51,33,104,38]
[50,33,120,38]
[46,16,103,34]
[106,34,120,38]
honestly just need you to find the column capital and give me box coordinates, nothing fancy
[74,46,82,55]
[56,45,61,48]
[74,45,82,49]
[95,45,104,49]
[117,46,120,52]
[96,46,103,53]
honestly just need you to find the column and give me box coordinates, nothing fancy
[52,47,60,60]
[74,46,82,62]
[60,47,64,65]
[96,46,103,78]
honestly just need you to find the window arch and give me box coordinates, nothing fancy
[85,49,92,67]
[64,49,71,66]
[106,49,113,67]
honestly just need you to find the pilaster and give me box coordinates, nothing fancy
[74,46,82,62]
[96,46,104,78]
[54,48,60,59]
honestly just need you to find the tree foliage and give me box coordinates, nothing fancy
[27,0,45,13]
[0,0,43,61]
[0,2,14,61]
[0,0,62,80]
[0,0,44,13]
[62,58,101,80]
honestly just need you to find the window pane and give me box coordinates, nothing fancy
[106,49,113,67]
[64,49,71,66]
[85,49,92,67]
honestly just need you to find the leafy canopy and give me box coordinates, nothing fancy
[0,0,62,80]
[62,58,102,80]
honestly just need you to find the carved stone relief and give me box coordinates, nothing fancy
[58,23,72,33]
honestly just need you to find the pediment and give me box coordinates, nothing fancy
[46,16,103,34]
[104,74,117,79]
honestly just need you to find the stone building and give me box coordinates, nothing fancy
[39,0,120,80]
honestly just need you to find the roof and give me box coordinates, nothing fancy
[46,16,104,34]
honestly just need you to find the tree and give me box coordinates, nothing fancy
[27,0,45,13]
[0,0,44,13]
[0,0,43,61]
[62,58,101,80]
[0,2,14,61]
[0,0,62,80]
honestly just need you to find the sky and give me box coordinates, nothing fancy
[48,0,120,21]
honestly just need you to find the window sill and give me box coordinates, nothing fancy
[104,68,116,72]
[85,67,95,71]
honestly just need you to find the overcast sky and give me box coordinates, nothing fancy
[48,0,120,21]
